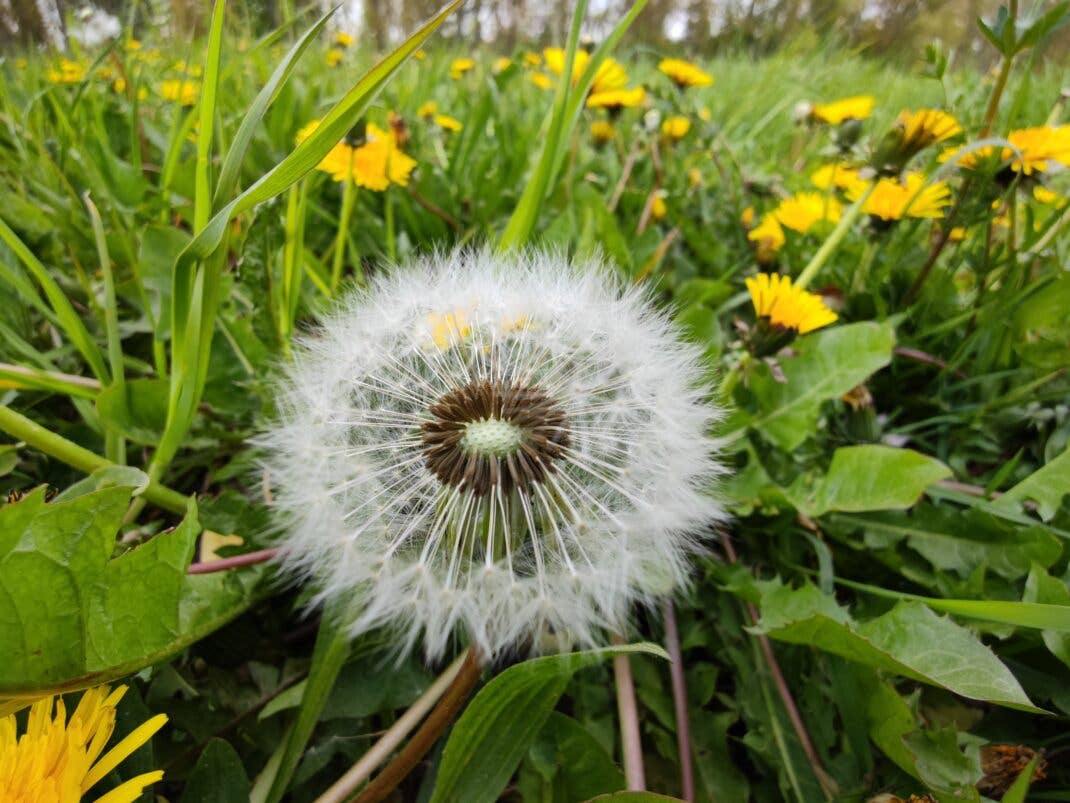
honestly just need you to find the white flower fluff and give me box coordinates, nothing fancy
[261,249,724,660]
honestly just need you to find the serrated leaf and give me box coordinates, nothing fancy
[754,584,1038,711]
[790,445,951,516]
[96,378,170,446]
[431,643,667,803]
[995,445,1070,521]
[0,482,263,696]
[742,320,896,450]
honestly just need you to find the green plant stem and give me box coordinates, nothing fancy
[795,184,875,290]
[384,186,396,262]
[331,172,357,294]
[313,649,476,803]
[0,363,101,399]
[0,405,189,514]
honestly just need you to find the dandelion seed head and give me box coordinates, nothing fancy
[261,249,725,660]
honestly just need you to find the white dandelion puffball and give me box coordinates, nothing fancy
[262,249,724,660]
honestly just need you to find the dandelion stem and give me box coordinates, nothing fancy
[187,548,279,574]
[720,531,838,800]
[612,632,646,791]
[331,166,357,295]
[0,405,189,515]
[795,183,874,291]
[662,599,695,801]
[314,648,479,803]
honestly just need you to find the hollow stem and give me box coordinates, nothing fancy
[662,599,695,801]
[331,168,357,295]
[314,648,479,803]
[612,632,646,791]
[0,404,188,514]
[795,183,875,291]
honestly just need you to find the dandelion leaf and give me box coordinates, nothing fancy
[746,320,895,450]
[753,583,1039,711]
[0,479,262,696]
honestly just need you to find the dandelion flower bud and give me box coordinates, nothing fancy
[261,249,724,660]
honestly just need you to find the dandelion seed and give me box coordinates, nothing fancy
[261,250,724,660]
[0,685,167,803]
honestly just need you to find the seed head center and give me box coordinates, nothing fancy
[462,418,523,457]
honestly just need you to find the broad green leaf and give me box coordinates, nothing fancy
[0,444,19,477]
[179,738,251,803]
[834,505,1061,581]
[754,583,1038,711]
[431,643,668,803]
[0,484,263,696]
[96,379,170,446]
[519,711,624,802]
[790,445,951,516]
[741,320,896,450]
[902,728,981,800]
[995,445,1070,521]
[138,224,191,339]
[691,710,749,803]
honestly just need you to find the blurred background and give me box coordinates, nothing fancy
[5,1,1069,63]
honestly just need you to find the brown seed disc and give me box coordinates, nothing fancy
[421,380,570,496]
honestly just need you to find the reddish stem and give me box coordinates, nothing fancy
[186,548,279,574]
[662,599,695,801]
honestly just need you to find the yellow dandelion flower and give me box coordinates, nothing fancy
[530,72,553,90]
[543,48,628,94]
[849,172,951,221]
[741,207,756,227]
[746,273,837,334]
[591,120,616,143]
[523,51,542,68]
[433,114,463,132]
[171,59,203,77]
[160,80,198,106]
[688,167,703,188]
[0,684,167,803]
[335,31,354,47]
[350,124,417,191]
[774,192,843,233]
[326,48,344,67]
[658,58,713,88]
[945,125,1070,174]
[417,101,438,118]
[896,108,962,148]
[449,58,475,79]
[1033,185,1066,207]
[651,191,668,221]
[124,39,142,51]
[586,86,645,110]
[810,163,868,195]
[414,49,427,60]
[811,95,875,125]
[698,107,712,122]
[948,226,967,241]
[493,57,512,74]
[747,214,786,263]
[47,59,86,84]
[661,116,691,140]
